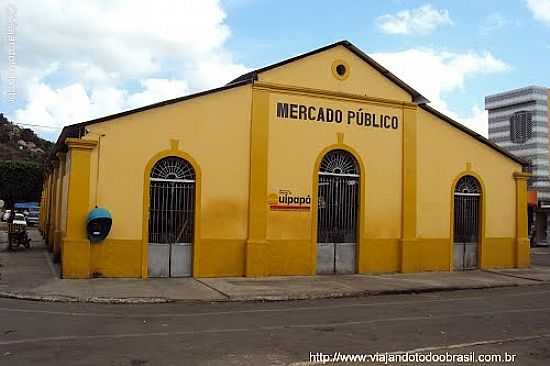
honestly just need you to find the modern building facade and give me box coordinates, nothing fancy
[40,41,530,279]
[486,86,550,245]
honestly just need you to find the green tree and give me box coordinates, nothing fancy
[0,160,44,209]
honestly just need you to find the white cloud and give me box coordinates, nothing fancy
[127,79,190,109]
[14,78,191,135]
[526,0,550,25]
[371,49,510,136]
[0,0,249,139]
[376,5,453,35]
[1,0,508,141]
[67,62,119,87]
[14,83,90,136]
[459,106,489,137]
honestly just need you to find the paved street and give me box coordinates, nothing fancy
[3,229,550,303]
[1,284,550,365]
[1,228,550,365]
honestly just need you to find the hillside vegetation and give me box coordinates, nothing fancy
[0,113,53,207]
[0,113,53,162]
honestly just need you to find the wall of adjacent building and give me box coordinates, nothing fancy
[486,86,550,198]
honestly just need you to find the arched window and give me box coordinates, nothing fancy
[150,156,195,181]
[317,149,360,274]
[454,175,481,195]
[148,156,195,278]
[453,175,481,271]
[319,149,359,176]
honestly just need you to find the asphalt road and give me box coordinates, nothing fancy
[1,230,549,365]
[1,284,550,365]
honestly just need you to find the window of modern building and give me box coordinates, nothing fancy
[510,111,533,144]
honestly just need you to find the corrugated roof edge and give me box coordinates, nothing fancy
[229,40,430,105]
[420,104,529,169]
[47,79,252,163]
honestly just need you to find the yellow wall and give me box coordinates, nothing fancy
[61,139,96,278]
[55,44,528,278]
[83,85,252,277]
[52,154,67,259]
[265,89,403,275]
[417,108,522,270]
[259,45,412,103]
[60,155,70,235]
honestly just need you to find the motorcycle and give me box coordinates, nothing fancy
[7,213,31,250]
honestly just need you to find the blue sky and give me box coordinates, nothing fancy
[1,0,549,141]
[234,1,548,95]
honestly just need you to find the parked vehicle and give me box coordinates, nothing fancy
[13,213,27,225]
[7,213,31,249]
[27,210,39,226]
[2,210,11,222]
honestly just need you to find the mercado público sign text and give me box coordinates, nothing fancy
[276,102,399,129]
[269,190,311,211]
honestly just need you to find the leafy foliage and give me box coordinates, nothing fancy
[0,113,52,208]
[0,160,44,208]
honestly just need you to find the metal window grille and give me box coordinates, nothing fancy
[319,149,359,176]
[151,156,195,181]
[510,111,533,144]
[455,175,481,195]
[454,175,481,243]
[149,157,195,244]
[317,150,359,243]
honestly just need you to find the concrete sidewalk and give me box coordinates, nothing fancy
[2,230,550,303]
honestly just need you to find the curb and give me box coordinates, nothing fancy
[482,269,546,282]
[225,282,541,302]
[0,291,174,304]
[0,281,543,304]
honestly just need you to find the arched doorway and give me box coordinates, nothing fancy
[316,149,359,274]
[453,175,481,271]
[148,157,195,277]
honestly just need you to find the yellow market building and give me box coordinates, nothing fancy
[40,41,531,279]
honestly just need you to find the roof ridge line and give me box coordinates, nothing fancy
[227,40,429,104]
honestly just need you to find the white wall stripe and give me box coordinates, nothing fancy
[486,94,548,109]
[493,147,548,155]
[486,86,548,100]
[497,138,548,147]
